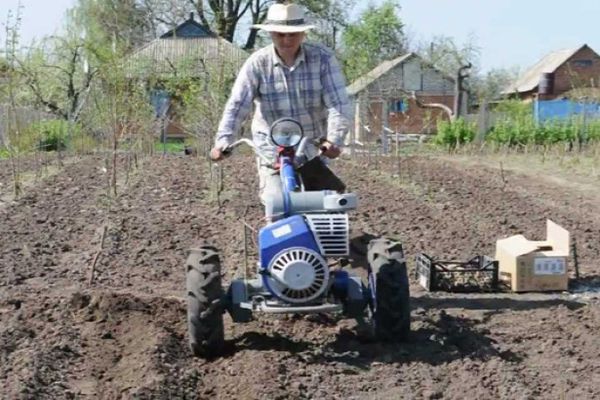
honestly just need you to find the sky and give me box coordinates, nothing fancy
[1,0,76,43]
[360,0,600,74]
[2,0,600,74]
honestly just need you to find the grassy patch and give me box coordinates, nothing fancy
[449,142,600,179]
[154,140,186,153]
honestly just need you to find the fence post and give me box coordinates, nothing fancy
[534,97,540,125]
[581,97,588,151]
[476,101,489,143]
[381,100,389,155]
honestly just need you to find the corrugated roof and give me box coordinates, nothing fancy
[347,53,414,96]
[502,45,586,95]
[127,37,247,77]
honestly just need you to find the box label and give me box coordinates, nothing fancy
[533,258,566,275]
[419,273,428,290]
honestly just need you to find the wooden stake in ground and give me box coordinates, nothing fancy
[571,237,580,280]
[89,225,108,285]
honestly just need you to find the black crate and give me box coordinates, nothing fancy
[415,253,499,292]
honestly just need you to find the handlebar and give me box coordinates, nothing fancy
[221,137,333,164]
[222,138,273,165]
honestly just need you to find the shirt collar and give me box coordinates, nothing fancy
[271,44,306,69]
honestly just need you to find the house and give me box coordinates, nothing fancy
[127,13,247,139]
[347,53,456,139]
[502,44,600,102]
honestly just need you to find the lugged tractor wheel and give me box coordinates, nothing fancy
[186,246,225,358]
[367,238,410,341]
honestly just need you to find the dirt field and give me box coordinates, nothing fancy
[1,151,599,400]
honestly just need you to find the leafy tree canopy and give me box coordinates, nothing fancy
[415,34,519,102]
[341,0,406,82]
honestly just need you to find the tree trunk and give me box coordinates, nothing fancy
[243,28,260,50]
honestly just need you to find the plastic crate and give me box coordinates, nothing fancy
[415,253,499,292]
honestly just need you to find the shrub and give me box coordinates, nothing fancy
[587,120,600,142]
[16,120,94,153]
[484,99,600,147]
[435,118,476,149]
[34,120,76,151]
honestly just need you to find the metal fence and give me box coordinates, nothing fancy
[534,99,600,123]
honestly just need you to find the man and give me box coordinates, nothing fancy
[210,2,352,213]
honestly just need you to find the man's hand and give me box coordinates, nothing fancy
[210,147,225,161]
[320,141,341,159]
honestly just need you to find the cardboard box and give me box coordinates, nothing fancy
[495,220,569,292]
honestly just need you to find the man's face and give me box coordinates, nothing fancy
[270,31,305,54]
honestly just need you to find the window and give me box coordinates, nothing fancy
[572,59,593,68]
[389,99,409,113]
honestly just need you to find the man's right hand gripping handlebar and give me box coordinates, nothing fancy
[210,145,230,162]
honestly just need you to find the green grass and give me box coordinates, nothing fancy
[154,140,186,153]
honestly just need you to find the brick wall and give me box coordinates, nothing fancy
[364,94,454,137]
[391,95,454,134]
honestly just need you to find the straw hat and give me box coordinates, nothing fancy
[252,4,315,33]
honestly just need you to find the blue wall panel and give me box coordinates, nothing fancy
[535,99,600,123]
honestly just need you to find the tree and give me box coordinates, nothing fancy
[189,0,253,42]
[68,0,354,54]
[416,34,481,80]
[416,34,520,103]
[71,0,155,54]
[302,0,355,51]
[16,35,96,122]
[0,57,9,75]
[72,0,271,50]
[242,0,353,51]
[415,34,480,114]
[241,0,275,50]
[340,0,406,82]
[473,67,520,102]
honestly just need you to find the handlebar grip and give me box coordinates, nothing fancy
[220,143,235,158]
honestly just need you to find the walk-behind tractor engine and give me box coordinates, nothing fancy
[186,118,411,358]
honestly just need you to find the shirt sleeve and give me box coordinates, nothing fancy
[320,53,352,147]
[214,58,258,149]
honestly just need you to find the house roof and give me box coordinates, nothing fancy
[127,15,247,78]
[346,52,455,96]
[502,44,592,95]
[160,14,214,39]
[347,53,414,96]
[128,37,247,77]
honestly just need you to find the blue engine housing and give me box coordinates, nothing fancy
[258,215,321,270]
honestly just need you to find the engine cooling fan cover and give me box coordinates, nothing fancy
[265,247,330,303]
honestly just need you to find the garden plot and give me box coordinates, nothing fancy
[1,152,599,399]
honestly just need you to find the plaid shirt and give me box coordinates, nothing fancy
[215,42,352,161]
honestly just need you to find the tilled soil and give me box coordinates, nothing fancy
[1,152,599,400]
